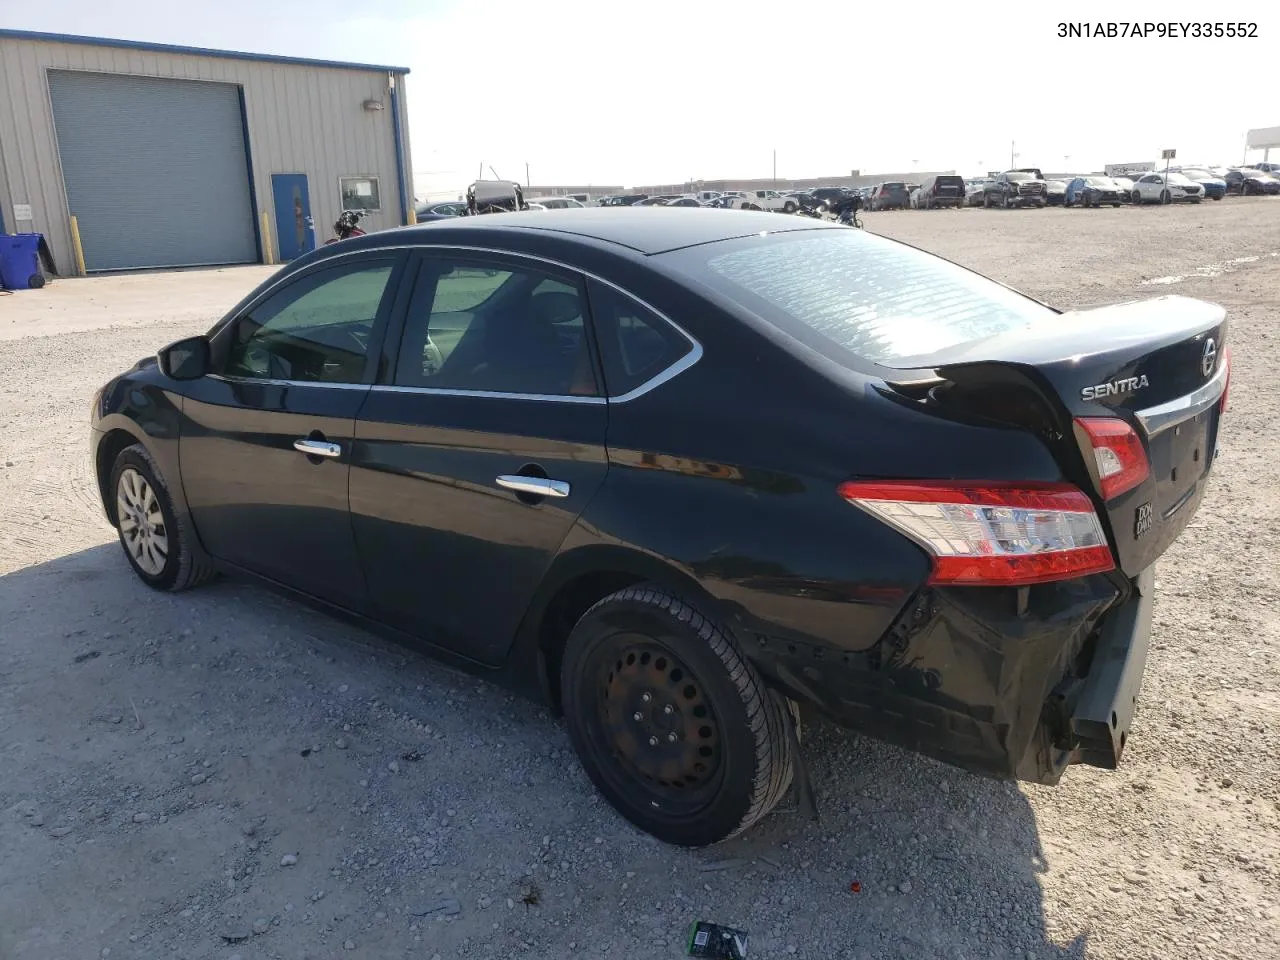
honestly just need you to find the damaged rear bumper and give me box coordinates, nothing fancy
[1062,567,1153,770]
[755,569,1156,785]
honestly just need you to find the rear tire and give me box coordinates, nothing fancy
[560,584,795,847]
[110,444,216,591]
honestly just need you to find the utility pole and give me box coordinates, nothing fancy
[1010,141,1016,168]
[478,162,484,180]
[525,162,530,187]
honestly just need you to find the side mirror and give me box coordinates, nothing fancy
[158,335,211,380]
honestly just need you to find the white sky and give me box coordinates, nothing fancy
[4,1,1277,198]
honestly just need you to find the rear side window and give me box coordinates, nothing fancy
[586,280,693,397]
[659,230,1055,366]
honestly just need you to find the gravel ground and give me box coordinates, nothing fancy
[2,200,1278,960]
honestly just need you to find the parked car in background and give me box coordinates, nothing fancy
[745,190,799,213]
[1224,168,1280,195]
[696,191,723,203]
[966,179,992,206]
[908,186,923,209]
[916,174,966,209]
[708,195,764,210]
[529,197,588,210]
[984,171,1047,208]
[599,195,649,206]
[870,181,910,210]
[91,207,1232,848]
[1043,180,1067,205]
[1173,169,1227,200]
[807,187,857,208]
[1065,176,1124,207]
[1131,172,1203,204]
[665,197,704,208]
[1245,162,1280,175]
[415,200,466,218]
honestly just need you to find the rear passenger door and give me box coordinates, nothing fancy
[349,252,609,665]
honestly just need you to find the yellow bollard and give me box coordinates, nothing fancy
[259,211,275,265]
[407,205,417,226]
[68,215,87,276]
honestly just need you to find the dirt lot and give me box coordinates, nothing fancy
[2,200,1278,960]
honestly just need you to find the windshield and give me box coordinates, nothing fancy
[659,230,1056,367]
[1085,178,1110,187]
[1166,173,1194,186]
[1180,169,1212,179]
[1005,172,1032,181]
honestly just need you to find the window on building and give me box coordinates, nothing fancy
[340,176,382,212]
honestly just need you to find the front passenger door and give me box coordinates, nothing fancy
[181,253,405,610]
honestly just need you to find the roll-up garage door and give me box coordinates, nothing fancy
[47,70,257,271]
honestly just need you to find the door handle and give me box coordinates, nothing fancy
[495,475,570,498]
[294,439,342,459]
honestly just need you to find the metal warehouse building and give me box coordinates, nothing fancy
[0,29,413,274]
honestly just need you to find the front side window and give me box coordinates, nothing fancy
[223,260,394,383]
[394,259,597,397]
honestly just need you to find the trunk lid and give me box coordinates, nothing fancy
[879,295,1228,576]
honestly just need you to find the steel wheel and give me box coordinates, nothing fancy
[116,467,169,576]
[561,585,795,846]
[596,639,724,813]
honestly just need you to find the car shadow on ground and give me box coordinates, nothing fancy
[1,544,1089,960]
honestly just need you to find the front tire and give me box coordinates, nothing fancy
[110,444,215,591]
[560,585,795,847]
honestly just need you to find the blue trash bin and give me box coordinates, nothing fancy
[0,233,46,290]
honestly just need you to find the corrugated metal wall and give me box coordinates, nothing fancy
[0,35,412,274]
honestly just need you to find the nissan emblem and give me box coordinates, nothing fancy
[1201,338,1217,377]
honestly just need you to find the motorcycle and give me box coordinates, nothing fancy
[325,209,367,245]
[831,194,864,229]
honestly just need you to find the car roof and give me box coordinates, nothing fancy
[372,207,843,255]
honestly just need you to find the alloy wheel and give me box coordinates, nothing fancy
[116,467,169,576]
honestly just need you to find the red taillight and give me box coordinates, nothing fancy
[1218,347,1231,414]
[837,480,1115,587]
[1075,417,1150,500]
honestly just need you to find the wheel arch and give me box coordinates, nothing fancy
[93,406,191,528]
[518,544,729,714]
[94,418,151,526]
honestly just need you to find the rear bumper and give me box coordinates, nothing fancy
[1063,567,1153,771]
[755,570,1155,785]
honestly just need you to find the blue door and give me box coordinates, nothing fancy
[271,173,315,261]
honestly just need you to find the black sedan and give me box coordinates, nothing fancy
[90,209,1230,847]
[1224,168,1280,195]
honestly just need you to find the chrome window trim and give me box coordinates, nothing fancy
[1134,361,1228,437]
[222,242,704,405]
[370,384,606,404]
[207,374,370,390]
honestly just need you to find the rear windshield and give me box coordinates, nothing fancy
[659,229,1055,366]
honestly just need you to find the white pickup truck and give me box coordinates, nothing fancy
[744,189,799,212]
